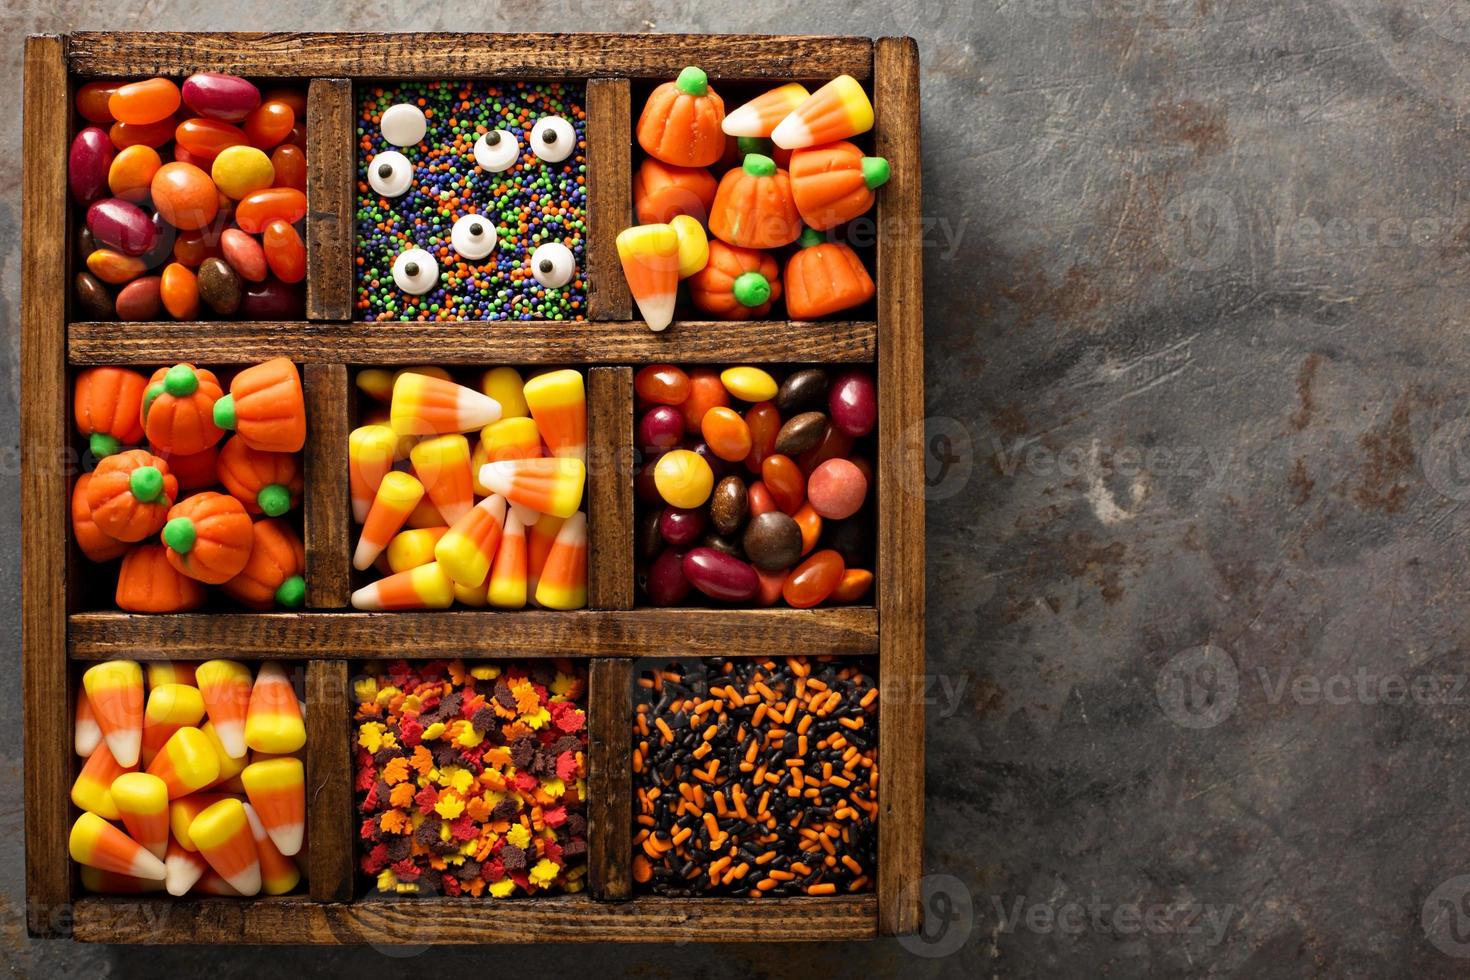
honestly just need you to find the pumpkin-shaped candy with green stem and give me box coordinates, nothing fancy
[788,141,889,231]
[161,491,254,585]
[85,448,179,542]
[71,472,130,562]
[709,154,802,250]
[216,436,302,516]
[783,228,875,320]
[636,66,726,168]
[74,366,149,459]
[141,363,225,456]
[687,240,782,320]
[116,542,206,613]
[213,356,306,453]
[221,517,305,610]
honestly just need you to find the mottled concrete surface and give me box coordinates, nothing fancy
[5,1,1470,976]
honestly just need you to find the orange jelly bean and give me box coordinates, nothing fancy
[109,117,177,150]
[701,407,752,462]
[744,401,781,473]
[173,229,223,267]
[261,87,307,119]
[160,262,200,319]
[747,480,776,517]
[262,220,307,283]
[108,77,181,126]
[760,454,806,515]
[76,80,124,123]
[635,364,691,405]
[107,145,162,204]
[86,248,147,285]
[244,101,295,149]
[150,162,219,231]
[269,144,307,191]
[830,568,873,604]
[235,188,306,233]
[175,118,248,163]
[781,549,845,609]
[680,369,730,430]
[792,502,822,555]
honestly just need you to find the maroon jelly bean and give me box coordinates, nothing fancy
[181,73,262,123]
[682,547,759,602]
[645,547,692,606]
[87,198,157,256]
[829,370,876,437]
[658,506,707,548]
[115,275,162,321]
[638,405,685,453]
[635,452,664,505]
[239,278,304,318]
[68,127,115,205]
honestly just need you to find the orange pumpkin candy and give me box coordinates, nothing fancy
[74,367,149,459]
[116,542,206,613]
[213,357,305,453]
[221,517,305,610]
[784,229,875,320]
[142,363,225,456]
[85,448,179,542]
[161,491,254,584]
[634,158,718,225]
[636,66,726,168]
[216,436,302,516]
[788,141,890,231]
[708,154,802,249]
[71,473,130,562]
[688,240,783,320]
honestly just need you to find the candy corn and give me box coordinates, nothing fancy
[141,682,205,767]
[110,772,170,860]
[479,457,586,519]
[527,513,565,598]
[349,424,398,523]
[164,837,209,895]
[410,434,475,525]
[169,792,231,851]
[617,224,680,332]
[146,661,198,689]
[244,802,301,895]
[188,797,261,896]
[81,865,166,894]
[487,511,528,609]
[70,811,166,880]
[386,526,448,573]
[435,493,507,589]
[479,366,529,418]
[391,372,502,436]
[723,82,811,137]
[75,685,102,757]
[534,511,588,610]
[240,757,305,856]
[147,726,221,798]
[523,369,587,462]
[355,471,425,571]
[771,75,874,149]
[193,871,244,896]
[200,720,248,789]
[350,561,456,610]
[72,742,136,819]
[195,659,253,758]
[245,662,305,754]
[454,577,490,607]
[83,660,144,768]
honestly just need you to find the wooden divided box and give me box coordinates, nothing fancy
[22,31,924,943]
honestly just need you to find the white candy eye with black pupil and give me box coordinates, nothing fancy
[530,242,576,288]
[392,248,438,295]
[531,116,575,163]
[474,130,520,172]
[451,214,496,260]
[368,151,413,198]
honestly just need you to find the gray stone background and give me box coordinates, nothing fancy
[5,1,1470,976]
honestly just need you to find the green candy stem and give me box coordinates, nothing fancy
[733,271,772,308]
[129,465,164,503]
[275,574,306,609]
[742,153,776,177]
[736,136,772,156]
[89,432,121,459]
[797,227,826,249]
[164,364,199,397]
[162,516,196,554]
[257,483,292,517]
[141,382,164,422]
[861,156,891,190]
[675,65,709,97]
[213,393,237,431]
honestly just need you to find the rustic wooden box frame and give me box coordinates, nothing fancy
[22,31,923,943]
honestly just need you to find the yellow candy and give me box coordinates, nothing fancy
[386,527,448,573]
[356,368,395,403]
[479,367,529,418]
[719,366,778,403]
[654,449,714,509]
[201,720,247,786]
[454,581,489,607]
[669,214,709,280]
[211,146,275,200]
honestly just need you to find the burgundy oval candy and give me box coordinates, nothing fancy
[68,127,115,205]
[682,547,759,602]
[637,405,685,453]
[86,198,157,256]
[645,548,692,606]
[828,370,876,437]
[239,278,304,318]
[181,73,262,123]
[114,275,162,321]
[635,452,665,505]
[658,506,707,548]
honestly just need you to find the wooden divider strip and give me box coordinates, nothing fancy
[306,661,354,902]
[587,368,634,610]
[303,364,351,608]
[587,659,634,900]
[586,79,633,321]
[306,78,354,321]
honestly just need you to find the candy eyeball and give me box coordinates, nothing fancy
[392,248,439,295]
[530,116,575,163]
[380,103,428,147]
[451,214,497,260]
[367,150,413,198]
[530,242,576,288]
[474,130,520,172]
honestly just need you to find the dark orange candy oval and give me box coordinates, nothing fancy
[110,117,177,150]
[782,549,845,608]
[235,187,306,233]
[635,364,691,405]
[744,401,781,473]
[269,144,307,191]
[680,369,729,430]
[244,101,295,149]
[175,118,248,163]
[701,407,752,462]
[77,80,124,124]
[761,454,806,515]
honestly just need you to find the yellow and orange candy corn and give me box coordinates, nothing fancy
[391,372,502,436]
[617,224,680,332]
[200,720,248,790]
[479,366,529,418]
[410,434,476,525]
[146,661,198,688]
[110,772,170,861]
[245,662,305,754]
[164,837,209,895]
[487,511,528,609]
[75,683,101,757]
[349,424,398,524]
[195,659,253,759]
[723,82,811,138]
[169,791,231,850]
[72,742,136,819]
[83,659,144,768]
[524,369,587,462]
[147,726,221,798]
[386,526,448,573]
[240,757,305,856]
[479,457,586,519]
[188,797,261,896]
[435,493,507,589]
[771,74,874,149]
[355,470,424,571]
[526,513,565,598]
[350,561,455,611]
[534,511,588,611]
[70,811,166,880]
[244,802,301,895]
[141,682,205,767]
